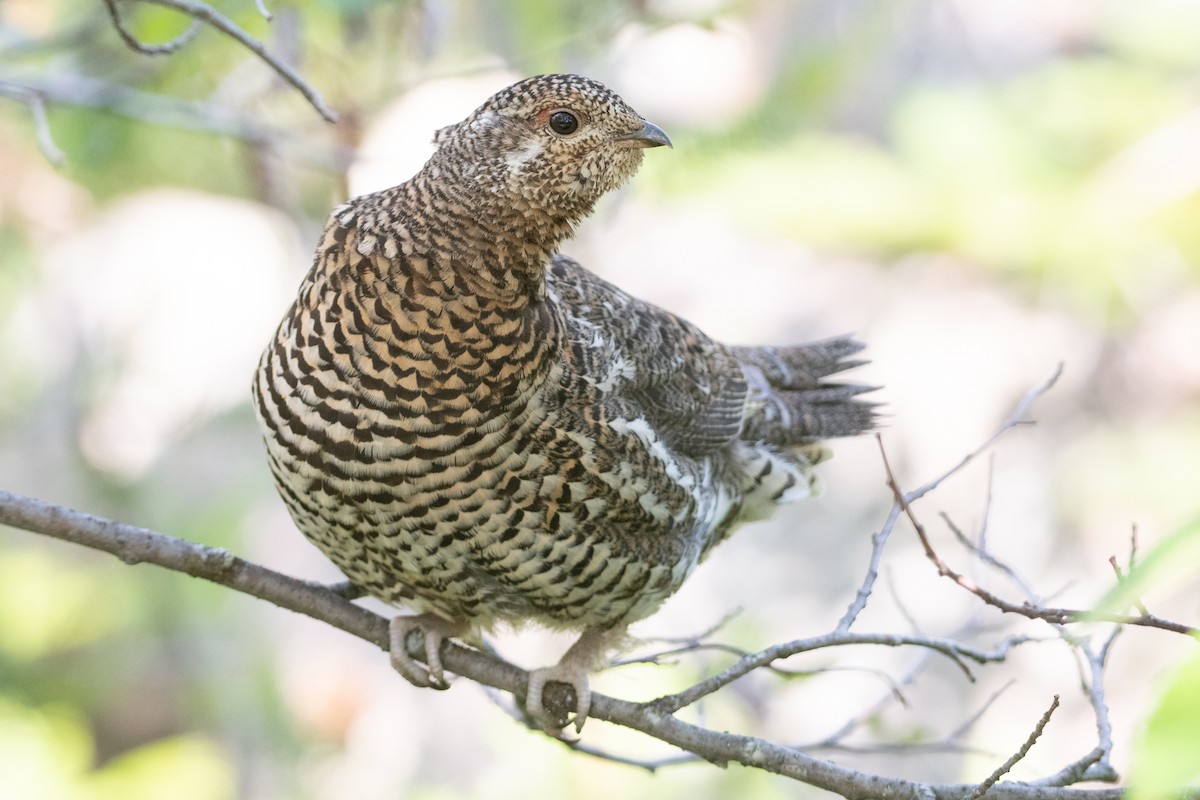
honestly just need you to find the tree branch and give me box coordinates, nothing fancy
[102,0,338,122]
[3,487,1177,800]
[0,72,350,170]
[102,0,201,55]
[0,82,66,165]
[972,696,1060,800]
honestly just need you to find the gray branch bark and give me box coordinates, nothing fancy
[0,487,1164,800]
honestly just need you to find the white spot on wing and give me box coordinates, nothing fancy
[609,416,695,492]
[592,354,635,392]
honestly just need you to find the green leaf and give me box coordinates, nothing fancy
[1128,642,1200,800]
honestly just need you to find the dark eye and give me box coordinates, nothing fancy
[549,110,579,136]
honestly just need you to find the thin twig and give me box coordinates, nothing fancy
[103,0,337,121]
[0,83,66,165]
[615,641,816,672]
[102,0,201,55]
[836,503,902,632]
[802,649,1016,754]
[1081,631,1120,780]
[886,566,925,635]
[970,695,1060,800]
[904,364,1064,504]
[813,740,989,757]
[836,365,1064,634]
[948,679,1018,744]
[799,654,930,749]
[1033,746,1110,788]
[638,608,744,646]
[618,641,926,692]
[944,511,1041,602]
[878,438,1196,637]
[978,453,996,553]
[557,739,700,772]
[0,73,350,170]
[650,631,1033,714]
[1108,527,1149,616]
[942,502,1122,785]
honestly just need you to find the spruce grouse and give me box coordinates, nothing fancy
[254,73,876,731]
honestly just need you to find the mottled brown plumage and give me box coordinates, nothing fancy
[254,74,875,730]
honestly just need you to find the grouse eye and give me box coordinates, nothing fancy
[548,110,580,136]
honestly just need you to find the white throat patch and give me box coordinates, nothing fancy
[505,140,544,172]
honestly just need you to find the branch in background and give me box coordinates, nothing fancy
[0,72,351,171]
[1108,528,1150,617]
[648,631,1032,715]
[803,677,1015,758]
[0,488,1146,800]
[971,696,1060,800]
[102,0,200,55]
[133,0,338,122]
[0,82,66,165]
[880,442,1196,636]
[98,0,336,121]
[941,476,1125,786]
[836,365,1064,634]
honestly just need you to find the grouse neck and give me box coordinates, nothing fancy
[363,173,581,308]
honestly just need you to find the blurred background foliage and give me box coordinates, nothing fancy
[1,0,1198,798]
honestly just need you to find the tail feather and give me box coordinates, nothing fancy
[735,335,879,445]
[731,335,868,390]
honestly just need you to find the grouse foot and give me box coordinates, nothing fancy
[525,626,626,733]
[526,661,592,734]
[389,614,466,690]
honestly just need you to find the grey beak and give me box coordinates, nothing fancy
[615,120,673,149]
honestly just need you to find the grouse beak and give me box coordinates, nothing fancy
[614,120,673,149]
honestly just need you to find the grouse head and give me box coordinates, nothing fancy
[427,74,671,225]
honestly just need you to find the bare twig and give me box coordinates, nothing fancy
[0,82,66,165]
[970,695,1060,800]
[945,505,1123,785]
[905,364,1064,504]
[878,439,1196,637]
[102,0,337,122]
[1034,746,1110,788]
[1108,528,1149,617]
[977,454,996,552]
[836,366,1064,634]
[618,637,930,692]
[1107,557,1149,616]
[0,73,350,170]
[944,511,1041,602]
[1079,631,1120,781]
[254,0,273,21]
[616,641,818,672]
[102,0,201,55]
[650,631,1033,715]
[798,653,930,750]
[886,566,926,635]
[836,503,902,632]
[557,739,699,773]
